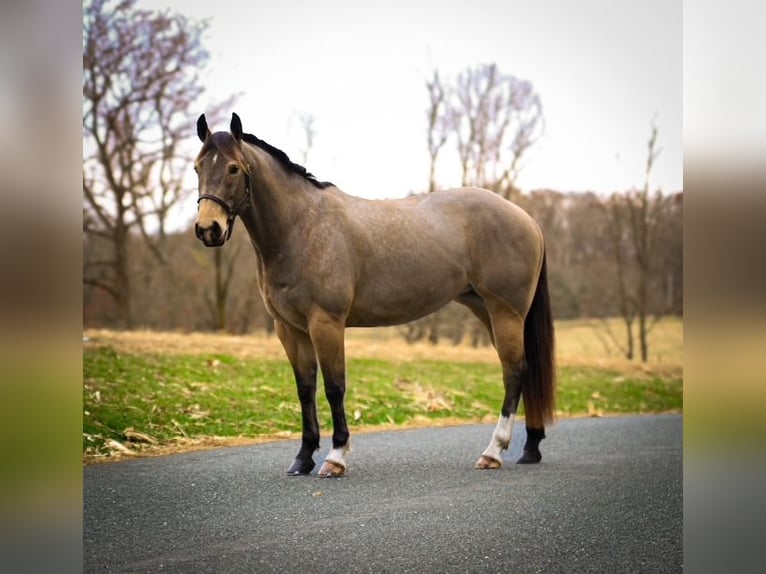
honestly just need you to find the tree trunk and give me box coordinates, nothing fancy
[214,248,227,331]
[638,312,648,363]
[114,221,132,329]
[428,159,438,194]
[623,317,634,360]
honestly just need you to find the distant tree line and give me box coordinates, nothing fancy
[83,187,681,333]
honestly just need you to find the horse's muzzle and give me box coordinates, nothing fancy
[195,221,226,247]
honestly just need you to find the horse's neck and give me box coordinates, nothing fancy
[239,146,316,263]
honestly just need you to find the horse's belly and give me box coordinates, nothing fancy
[346,275,464,327]
[346,300,453,327]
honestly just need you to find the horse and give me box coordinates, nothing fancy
[193,113,556,477]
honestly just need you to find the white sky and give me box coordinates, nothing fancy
[140,0,682,200]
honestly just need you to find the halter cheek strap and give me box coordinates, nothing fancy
[197,173,252,240]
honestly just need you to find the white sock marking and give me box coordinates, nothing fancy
[324,443,350,469]
[481,414,515,462]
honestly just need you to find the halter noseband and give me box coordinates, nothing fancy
[197,172,252,240]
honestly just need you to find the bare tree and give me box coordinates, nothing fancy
[603,122,675,361]
[449,63,544,197]
[204,248,234,331]
[425,68,449,194]
[632,122,668,361]
[604,193,638,359]
[82,0,210,327]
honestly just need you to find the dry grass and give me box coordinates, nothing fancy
[84,317,682,377]
[554,318,683,379]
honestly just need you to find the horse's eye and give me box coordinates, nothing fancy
[228,165,239,175]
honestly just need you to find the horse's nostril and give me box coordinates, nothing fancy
[195,222,224,244]
[210,221,222,241]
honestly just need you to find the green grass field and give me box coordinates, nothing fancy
[83,318,682,460]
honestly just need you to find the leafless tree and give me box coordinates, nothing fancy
[449,63,544,197]
[204,245,242,331]
[603,122,675,361]
[83,0,211,327]
[604,193,638,359]
[425,69,450,194]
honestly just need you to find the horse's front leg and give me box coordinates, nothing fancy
[276,321,319,476]
[308,311,350,477]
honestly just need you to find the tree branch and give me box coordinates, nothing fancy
[83,277,119,299]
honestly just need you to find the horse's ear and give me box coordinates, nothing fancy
[230,113,243,142]
[197,114,209,142]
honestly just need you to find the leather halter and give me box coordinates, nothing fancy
[197,172,252,240]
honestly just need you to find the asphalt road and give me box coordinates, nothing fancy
[84,415,682,573]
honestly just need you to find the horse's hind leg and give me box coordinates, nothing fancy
[517,427,545,464]
[474,301,525,469]
[277,321,320,476]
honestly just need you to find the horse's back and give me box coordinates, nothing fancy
[410,186,543,266]
[425,187,539,232]
[339,186,543,274]
[345,187,537,243]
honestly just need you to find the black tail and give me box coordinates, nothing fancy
[521,252,556,427]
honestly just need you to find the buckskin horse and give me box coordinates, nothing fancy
[193,113,555,477]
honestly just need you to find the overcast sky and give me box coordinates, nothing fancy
[141,0,682,200]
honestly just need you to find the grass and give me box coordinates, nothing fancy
[83,318,682,461]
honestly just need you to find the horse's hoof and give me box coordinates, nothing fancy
[474,455,502,470]
[516,449,542,464]
[287,458,315,476]
[317,460,346,477]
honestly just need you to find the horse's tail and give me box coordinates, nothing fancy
[521,251,556,428]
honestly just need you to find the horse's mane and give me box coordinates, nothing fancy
[241,133,334,189]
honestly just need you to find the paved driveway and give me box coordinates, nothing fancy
[84,415,682,572]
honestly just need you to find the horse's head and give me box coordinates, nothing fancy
[194,113,252,247]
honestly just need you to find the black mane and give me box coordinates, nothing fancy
[241,132,333,189]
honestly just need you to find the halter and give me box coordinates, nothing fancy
[197,171,252,240]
